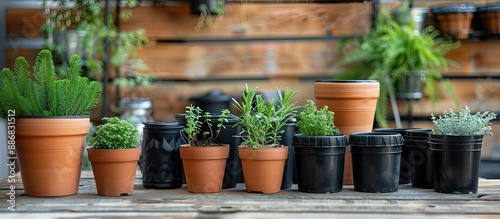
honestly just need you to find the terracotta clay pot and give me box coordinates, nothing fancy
[180,145,229,193]
[314,80,380,185]
[88,148,141,196]
[15,117,90,197]
[238,146,288,194]
[431,4,477,40]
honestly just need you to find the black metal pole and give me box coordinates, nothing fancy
[372,0,380,29]
[115,0,121,105]
[101,0,110,119]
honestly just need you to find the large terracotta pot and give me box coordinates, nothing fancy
[238,146,288,194]
[314,80,380,185]
[88,148,141,196]
[180,145,229,193]
[15,117,90,197]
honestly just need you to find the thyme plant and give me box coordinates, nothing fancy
[296,100,341,136]
[0,49,101,119]
[232,85,297,149]
[89,117,140,149]
[431,106,497,136]
[182,105,230,146]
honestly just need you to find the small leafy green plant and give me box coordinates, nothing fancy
[431,106,497,136]
[182,105,230,146]
[232,85,297,149]
[89,117,140,149]
[296,100,341,136]
[0,49,101,119]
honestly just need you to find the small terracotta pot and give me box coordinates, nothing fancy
[180,144,229,193]
[15,117,89,197]
[238,146,288,194]
[431,4,477,40]
[88,148,141,196]
[314,80,380,185]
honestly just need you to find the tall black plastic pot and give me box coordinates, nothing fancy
[429,134,484,194]
[373,128,420,184]
[293,134,347,193]
[279,117,297,189]
[405,129,433,189]
[141,122,184,189]
[175,114,242,189]
[350,132,404,193]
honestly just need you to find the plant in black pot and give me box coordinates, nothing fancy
[429,106,496,194]
[179,105,230,193]
[87,117,141,196]
[338,7,460,127]
[293,100,347,193]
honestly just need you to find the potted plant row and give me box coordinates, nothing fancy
[0,50,101,197]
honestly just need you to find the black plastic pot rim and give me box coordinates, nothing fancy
[350,150,402,155]
[293,134,348,148]
[143,122,184,130]
[429,147,482,152]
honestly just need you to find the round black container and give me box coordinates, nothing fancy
[279,117,297,189]
[429,134,484,194]
[189,89,232,114]
[350,132,404,193]
[373,128,420,184]
[293,135,347,193]
[405,129,433,189]
[141,122,184,189]
[175,113,242,189]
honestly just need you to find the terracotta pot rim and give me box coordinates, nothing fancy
[15,115,90,118]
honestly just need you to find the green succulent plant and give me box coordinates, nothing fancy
[296,100,341,136]
[431,106,497,136]
[89,117,140,149]
[232,84,297,149]
[0,49,101,119]
[183,105,230,146]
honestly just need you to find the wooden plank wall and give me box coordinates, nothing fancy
[3,1,500,158]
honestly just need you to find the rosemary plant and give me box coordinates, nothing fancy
[296,100,341,136]
[232,85,297,149]
[431,106,497,136]
[182,105,230,146]
[88,117,140,149]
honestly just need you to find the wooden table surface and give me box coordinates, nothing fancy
[1,170,499,219]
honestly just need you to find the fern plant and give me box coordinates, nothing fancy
[431,106,497,136]
[182,105,230,146]
[88,117,140,149]
[337,7,460,127]
[296,100,341,136]
[0,49,101,119]
[232,84,297,149]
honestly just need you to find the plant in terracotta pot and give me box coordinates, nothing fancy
[429,106,496,194]
[180,105,230,193]
[232,84,297,194]
[0,49,101,197]
[293,100,347,193]
[338,7,460,127]
[87,117,141,196]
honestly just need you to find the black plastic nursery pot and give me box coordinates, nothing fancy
[293,135,347,193]
[141,122,184,189]
[405,129,433,189]
[373,128,420,185]
[279,117,297,189]
[429,134,484,194]
[350,132,404,193]
[175,114,242,189]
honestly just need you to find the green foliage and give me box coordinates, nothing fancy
[182,105,230,146]
[431,106,497,136]
[232,84,297,149]
[296,100,341,136]
[89,117,140,149]
[0,50,101,119]
[41,0,148,79]
[337,7,460,127]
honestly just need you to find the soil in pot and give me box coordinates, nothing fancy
[350,132,404,193]
[293,135,347,193]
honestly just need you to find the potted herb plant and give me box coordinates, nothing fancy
[179,105,230,193]
[0,49,101,197]
[293,100,347,193]
[87,117,141,196]
[338,7,460,127]
[429,106,496,194]
[232,85,297,194]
